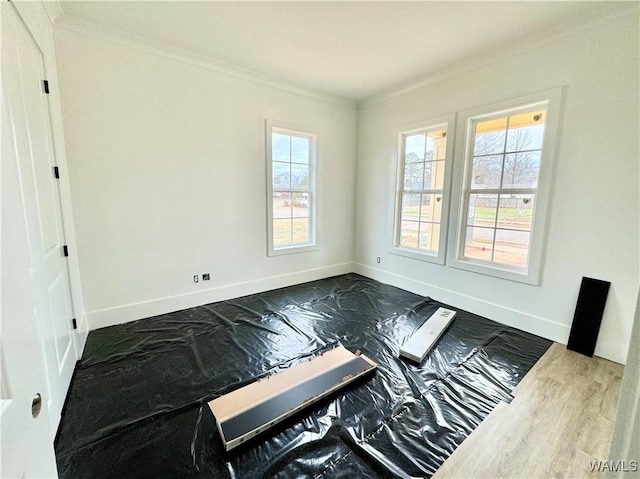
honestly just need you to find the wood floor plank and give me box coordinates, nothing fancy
[433,343,623,478]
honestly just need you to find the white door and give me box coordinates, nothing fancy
[1,91,59,477]
[2,3,78,475]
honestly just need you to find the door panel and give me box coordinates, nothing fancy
[49,272,74,372]
[20,41,61,255]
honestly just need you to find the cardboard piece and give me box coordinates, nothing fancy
[208,346,377,451]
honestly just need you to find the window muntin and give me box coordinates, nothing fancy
[393,120,452,263]
[460,104,547,270]
[267,122,316,255]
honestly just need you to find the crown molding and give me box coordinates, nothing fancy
[53,12,357,111]
[359,2,639,110]
[49,2,637,112]
[41,0,63,26]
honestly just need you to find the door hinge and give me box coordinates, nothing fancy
[43,80,50,94]
[72,318,77,330]
[54,166,60,178]
[63,245,69,257]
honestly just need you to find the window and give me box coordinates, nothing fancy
[266,120,317,256]
[448,88,562,284]
[392,115,455,264]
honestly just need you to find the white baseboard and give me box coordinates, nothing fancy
[87,263,354,330]
[86,262,625,363]
[354,262,571,346]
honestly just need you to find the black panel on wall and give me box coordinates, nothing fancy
[567,277,611,357]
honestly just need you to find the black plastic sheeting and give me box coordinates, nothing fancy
[55,274,551,478]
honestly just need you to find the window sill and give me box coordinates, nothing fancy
[268,244,318,257]
[447,256,540,285]
[389,246,445,265]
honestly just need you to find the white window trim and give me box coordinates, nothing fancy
[389,114,457,265]
[266,119,318,256]
[446,87,564,284]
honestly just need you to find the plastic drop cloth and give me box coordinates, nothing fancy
[55,274,551,478]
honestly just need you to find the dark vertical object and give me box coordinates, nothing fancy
[43,80,49,94]
[63,245,69,257]
[567,277,611,357]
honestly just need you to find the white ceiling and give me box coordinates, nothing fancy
[58,1,623,102]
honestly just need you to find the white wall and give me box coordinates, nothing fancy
[53,26,358,329]
[354,11,639,364]
[54,9,638,364]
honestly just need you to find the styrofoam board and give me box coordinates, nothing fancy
[399,307,457,363]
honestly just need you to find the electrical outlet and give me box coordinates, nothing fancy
[376,257,381,264]
[193,275,199,283]
[202,273,210,281]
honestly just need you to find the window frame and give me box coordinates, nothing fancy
[390,114,456,265]
[266,119,318,256]
[447,88,564,284]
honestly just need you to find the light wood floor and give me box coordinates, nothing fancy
[433,343,624,479]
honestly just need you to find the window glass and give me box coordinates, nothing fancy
[267,124,316,255]
[461,106,547,269]
[395,124,450,260]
